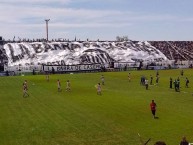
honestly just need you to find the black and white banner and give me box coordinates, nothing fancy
[1,41,168,67]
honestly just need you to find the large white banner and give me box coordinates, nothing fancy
[2,41,168,67]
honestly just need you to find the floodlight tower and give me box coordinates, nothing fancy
[45,19,50,41]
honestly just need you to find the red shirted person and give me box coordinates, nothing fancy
[150,100,157,119]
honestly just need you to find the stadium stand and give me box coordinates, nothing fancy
[0,38,193,73]
[149,41,193,61]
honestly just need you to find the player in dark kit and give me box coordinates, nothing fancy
[150,100,157,119]
[180,136,189,145]
[170,77,173,89]
[174,79,178,92]
[150,75,153,85]
[140,76,145,86]
[156,70,159,77]
[155,75,159,85]
[180,70,184,76]
[176,77,180,91]
[185,77,189,88]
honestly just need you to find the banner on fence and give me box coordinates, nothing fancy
[114,62,140,69]
[4,65,42,72]
[43,63,102,72]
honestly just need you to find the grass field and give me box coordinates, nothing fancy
[0,69,193,145]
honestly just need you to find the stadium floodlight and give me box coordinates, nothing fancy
[45,19,50,41]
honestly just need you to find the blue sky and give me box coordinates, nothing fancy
[0,0,193,41]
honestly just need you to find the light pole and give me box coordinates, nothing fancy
[45,19,50,41]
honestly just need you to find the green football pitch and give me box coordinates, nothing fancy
[0,69,193,145]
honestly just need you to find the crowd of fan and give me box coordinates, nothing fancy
[150,41,193,61]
